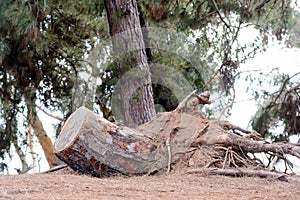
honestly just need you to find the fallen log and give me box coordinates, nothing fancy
[54,90,300,177]
[54,104,208,177]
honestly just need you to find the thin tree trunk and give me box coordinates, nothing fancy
[27,121,36,173]
[104,0,156,128]
[13,140,30,173]
[26,97,57,168]
[31,112,57,168]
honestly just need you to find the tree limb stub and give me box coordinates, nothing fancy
[175,90,211,112]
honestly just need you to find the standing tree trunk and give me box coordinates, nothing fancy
[104,0,156,128]
[31,111,57,168]
[26,96,57,168]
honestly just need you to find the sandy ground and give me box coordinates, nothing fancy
[0,171,300,200]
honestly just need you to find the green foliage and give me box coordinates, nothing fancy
[251,72,300,142]
[97,0,298,116]
[0,100,18,161]
[96,42,208,113]
[0,0,107,169]
[141,0,297,93]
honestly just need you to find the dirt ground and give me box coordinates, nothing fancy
[1,170,300,200]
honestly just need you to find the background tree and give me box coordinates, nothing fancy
[98,0,299,135]
[103,0,156,127]
[251,72,300,142]
[0,0,105,172]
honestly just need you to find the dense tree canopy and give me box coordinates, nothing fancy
[0,0,299,173]
[0,0,106,172]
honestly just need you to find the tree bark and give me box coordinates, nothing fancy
[104,0,155,128]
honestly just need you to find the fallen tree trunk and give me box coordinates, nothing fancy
[54,104,207,177]
[54,91,300,177]
[55,106,161,177]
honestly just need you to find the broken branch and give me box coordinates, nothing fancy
[187,168,289,181]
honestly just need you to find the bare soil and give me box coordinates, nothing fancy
[1,170,300,200]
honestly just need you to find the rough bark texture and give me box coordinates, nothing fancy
[104,0,155,128]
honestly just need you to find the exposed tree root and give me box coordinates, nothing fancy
[191,119,300,173]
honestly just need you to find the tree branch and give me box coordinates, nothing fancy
[225,132,300,159]
[36,104,63,121]
[211,0,231,30]
[218,87,235,119]
[187,168,289,181]
[255,0,271,12]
